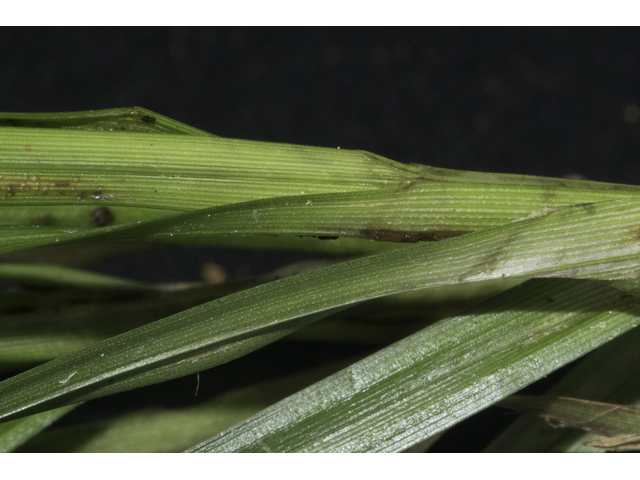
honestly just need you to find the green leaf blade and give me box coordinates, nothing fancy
[0,107,216,136]
[189,279,640,452]
[2,198,640,423]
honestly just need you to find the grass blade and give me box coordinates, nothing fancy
[0,263,153,291]
[18,362,350,453]
[0,261,334,368]
[0,129,415,211]
[1,198,640,423]
[485,315,640,452]
[0,107,216,136]
[2,170,640,254]
[2,175,640,259]
[187,279,640,452]
[584,435,640,451]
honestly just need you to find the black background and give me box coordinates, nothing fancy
[3,27,640,451]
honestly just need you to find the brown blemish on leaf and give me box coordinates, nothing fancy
[0,176,82,199]
[24,145,32,152]
[573,202,597,214]
[584,434,640,452]
[141,114,156,124]
[358,228,469,243]
[399,179,417,190]
[90,207,115,227]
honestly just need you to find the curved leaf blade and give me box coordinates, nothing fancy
[1,198,640,422]
[18,362,351,453]
[485,311,640,452]
[188,279,640,452]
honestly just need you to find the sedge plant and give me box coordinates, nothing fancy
[0,107,640,452]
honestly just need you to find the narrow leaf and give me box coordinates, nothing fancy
[485,312,640,452]
[18,362,351,453]
[0,261,336,368]
[1,198,640,423]
[0,129,416,211]
[0,263,153,291]
[0,107,215,136]
[2,171,640,257]
[188,279,640,452]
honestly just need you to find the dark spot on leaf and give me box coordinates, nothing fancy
[90,207,115,227]
[399,179,417,190]
[142,114,156,124]
[0,118,19,127]
[33,215,57,227]
[358,228,469,243]
[574,202,597,214]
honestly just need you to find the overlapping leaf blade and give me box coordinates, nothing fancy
[17,362,352,453]
[1,198,640,424]
[3,109,640,452]
[0,262,514,369]
[188,279,640,452]
[485,314,640,452]
[2,109,640,258]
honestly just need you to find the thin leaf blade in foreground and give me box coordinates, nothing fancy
[188,279,640,452]
[1,198,640,422]
[18,362,352,453]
